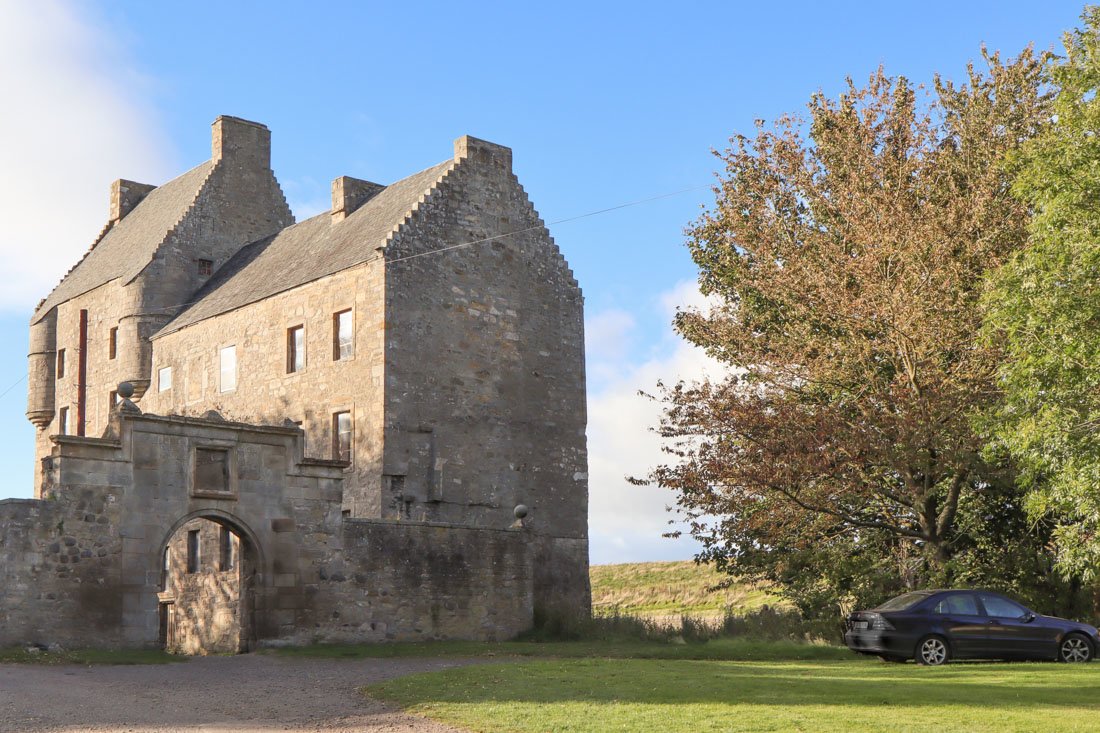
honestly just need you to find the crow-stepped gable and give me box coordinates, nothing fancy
[4,116,589,652]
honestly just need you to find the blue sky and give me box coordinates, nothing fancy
[0,0,1086,563]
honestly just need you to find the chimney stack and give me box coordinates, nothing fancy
[331,176,385,223]
[453,135,512,170]
[212,116,271,168]
[109,179,156,224]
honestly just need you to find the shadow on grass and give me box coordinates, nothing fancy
[271,638,852,662]
[370,657,1100,712]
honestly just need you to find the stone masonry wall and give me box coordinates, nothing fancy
[143,263,386,517]
[302,519,532,643]
[161,517,243,654]
[0,411,536,650]
[380,138,590,617]
[29,117,293,497]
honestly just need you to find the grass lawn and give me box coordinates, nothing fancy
[369,656,1100,732]
[590,560,785,617]
[0,647,186,665]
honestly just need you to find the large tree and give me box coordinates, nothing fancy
[649,51,1049,600]
[983,10,1100,579]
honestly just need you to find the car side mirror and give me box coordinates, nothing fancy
[1024,612,1036,623]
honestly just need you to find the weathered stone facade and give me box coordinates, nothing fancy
[5,117,587,651]
[1,411,533,649]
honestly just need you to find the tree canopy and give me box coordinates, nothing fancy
[647,50,1052,612]
[983,9,1100,579]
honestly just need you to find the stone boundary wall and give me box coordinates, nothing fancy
[295,518,533,644]
[0,411,536,650]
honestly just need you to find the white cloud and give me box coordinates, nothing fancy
[587,280,725,565]
[0,0,174,311]
[584,308,637,387]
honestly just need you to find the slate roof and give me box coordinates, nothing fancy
[158,160,453,336]
[32,162,214,323]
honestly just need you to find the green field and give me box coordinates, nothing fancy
[589,560,784,617]
[370,656,1100,733]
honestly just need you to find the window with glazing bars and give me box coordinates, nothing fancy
[333,310,353,360]
[333,411,352,462]
[287,325,304,373]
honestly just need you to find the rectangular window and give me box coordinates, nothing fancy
[108,390,118,412]
[219,345,236,392]
[186,530,200,573]
[286,325,305,373]
[333,411,352,462]
[198,259,213,277]
[108,327,117,360]
[56,349,65,378]
[194,448,229,494]
[333,309,353,361]
[58,406,69,435]
[158,366,172,392]
[219,527,235,571]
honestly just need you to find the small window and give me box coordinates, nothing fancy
[194,448,229,493]
[934,594,979,616]
[108,390,118,411]
[56,349,65,378]
[333,411,352,462]
[219,526,236,571]
[198,259,213,277]
[219,345,236,392]
[158,366,172,392]
[108,327,117,360]
[333,309,353,361]
[58,406,69,435]
[186,530,200,573]
[286,325,305,373]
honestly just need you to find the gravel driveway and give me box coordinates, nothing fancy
[0,654,477,732]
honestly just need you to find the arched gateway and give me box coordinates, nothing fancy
[0,406,537,651]
[158,511,261,653]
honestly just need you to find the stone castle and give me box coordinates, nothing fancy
[0,116,589,652]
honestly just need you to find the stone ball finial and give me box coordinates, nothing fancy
[513,504,529,520]
[117,382,135,399]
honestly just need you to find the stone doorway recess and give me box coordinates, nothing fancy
[158,512,260,654]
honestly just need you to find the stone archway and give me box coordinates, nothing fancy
[157,510,262,654]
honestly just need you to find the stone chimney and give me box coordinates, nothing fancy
[109,179,156,224]
[331,176,385,223]
[454,135,512,171]
[212,116,271,168]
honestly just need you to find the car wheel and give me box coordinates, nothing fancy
[879,655,907,663]
[1059,633,1093,663]
[916,635,950,666]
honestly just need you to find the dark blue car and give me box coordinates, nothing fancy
[844,589,1100,665]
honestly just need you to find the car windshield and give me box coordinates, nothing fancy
[873,591,931,612]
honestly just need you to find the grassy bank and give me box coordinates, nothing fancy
[590,560,784,617]
[370,657,1100,732]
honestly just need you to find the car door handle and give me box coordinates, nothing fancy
[988,619,1002,625]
